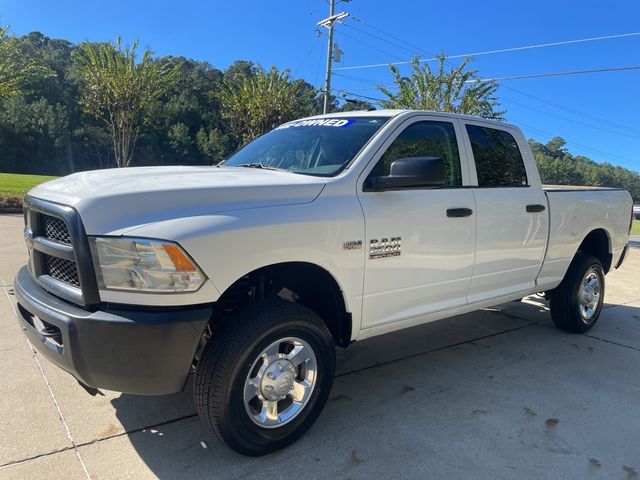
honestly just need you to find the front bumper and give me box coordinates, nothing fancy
[14,266,213,395]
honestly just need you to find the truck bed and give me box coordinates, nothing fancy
[536,187,632,291]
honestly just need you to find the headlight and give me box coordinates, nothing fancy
[90,237,205,293]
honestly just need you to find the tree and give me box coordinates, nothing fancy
[0,95,67,173]
[223,60,257,84]
[0,26,53,98]
[338,98,375,112]
[196,127,231,163]
[167,122,193,155]
[74,37,179,167]
[545,136,568,154]
[530,137,640,202]
[378,53,504,120]
[217,66,317,144]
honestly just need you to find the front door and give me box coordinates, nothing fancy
[357,117,476,329]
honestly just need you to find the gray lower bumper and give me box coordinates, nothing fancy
[14,266,213,395]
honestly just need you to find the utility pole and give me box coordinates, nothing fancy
[317,3,349,114]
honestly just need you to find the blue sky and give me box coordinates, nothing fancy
[2,0,639,171]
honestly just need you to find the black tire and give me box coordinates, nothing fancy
[549,253,605,333]
[194,300,335,456]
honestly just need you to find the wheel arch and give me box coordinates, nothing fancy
[211,261,352,347]
[576,228,612,273]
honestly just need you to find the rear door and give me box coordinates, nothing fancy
[357,116,476,329]
[463,122,549,303]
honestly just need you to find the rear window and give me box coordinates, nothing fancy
[466,124,528,187]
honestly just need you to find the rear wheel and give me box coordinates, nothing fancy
[549,253,605,333]
[194,300,335,456]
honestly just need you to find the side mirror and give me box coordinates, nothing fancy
[369,156,445,191]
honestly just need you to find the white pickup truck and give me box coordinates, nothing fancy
[15,110,633,455]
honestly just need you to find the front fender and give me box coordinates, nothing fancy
[128,197,366,338]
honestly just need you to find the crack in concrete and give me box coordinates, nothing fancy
[0,446,74,471]
[583,334,640,353]
[603,297,640,309]
[0,413,199,470]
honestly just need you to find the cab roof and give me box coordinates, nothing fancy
[305,109,519,130]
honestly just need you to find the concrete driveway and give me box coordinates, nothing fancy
[1,213,639,479]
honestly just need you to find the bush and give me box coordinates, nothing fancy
[0,193,23,211]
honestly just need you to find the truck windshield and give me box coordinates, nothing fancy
[221,117,388,176]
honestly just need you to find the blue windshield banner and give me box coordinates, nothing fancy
[276,118,354,129]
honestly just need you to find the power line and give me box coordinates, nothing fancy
[513,120,640,167]
[332,19,640,135]
[332,88,384,102]
[331,88,640,168]
[500,85,640,135]
[332,84,389,91]
[334,71,391,86]
[335,73,640,140]
[335,31,640,71]
[292,35,323,76]
[340,21,640,137]
[499,96,640,140]
[349,16,436,59]
[340,22,423,56]
[314,36,327,88]
[335,85,640,144]
[328,91,640,168]
[327,21,640,166]
[334,29,406,61]
[473,65,640,82]
[335,65,640,86]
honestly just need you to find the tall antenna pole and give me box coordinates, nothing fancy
[318,5,349,114]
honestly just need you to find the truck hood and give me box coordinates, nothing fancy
[28,166,326,234]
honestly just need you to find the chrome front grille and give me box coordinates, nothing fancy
[43,215,72,244]
[44,255,80,287]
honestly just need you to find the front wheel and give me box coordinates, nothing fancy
[549,253,605,333]
[194,300,335,456]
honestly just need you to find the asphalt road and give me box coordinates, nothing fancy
[1,213,639,479]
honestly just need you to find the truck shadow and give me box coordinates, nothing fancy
[111,299,640,479]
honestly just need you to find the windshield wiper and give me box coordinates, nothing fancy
[236,163,288,172]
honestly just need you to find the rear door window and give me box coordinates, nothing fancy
[466,124,528,187]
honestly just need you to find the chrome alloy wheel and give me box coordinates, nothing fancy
[578,268,602,322]
[243,337,317,428]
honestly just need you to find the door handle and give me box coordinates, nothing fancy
[446,208,473,218]
[526,204,546,213]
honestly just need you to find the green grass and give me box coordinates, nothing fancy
[0,173,57,195]
[631,219,640,236]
